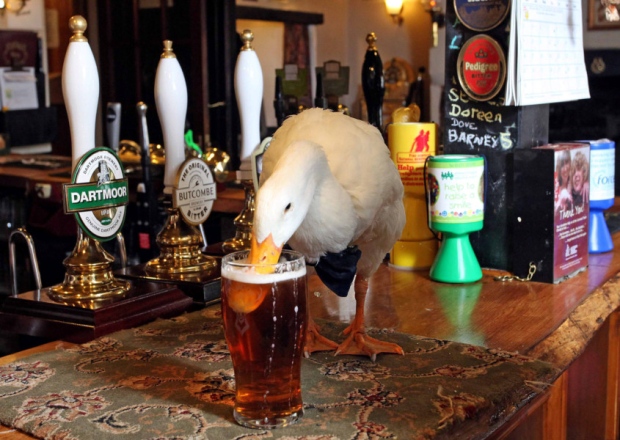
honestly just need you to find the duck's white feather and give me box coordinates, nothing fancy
[255,108,405,277]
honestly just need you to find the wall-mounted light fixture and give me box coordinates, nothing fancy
[385,0,404,25]
[420,0,445,47]
[0,0,29,15]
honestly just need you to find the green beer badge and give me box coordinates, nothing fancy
[63,147,129,241]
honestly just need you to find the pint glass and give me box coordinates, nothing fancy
[221,250,307,429]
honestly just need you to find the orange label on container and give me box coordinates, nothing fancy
[388,123,437,193]
[388,122,438,245]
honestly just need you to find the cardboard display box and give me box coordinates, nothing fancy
[513,143,590,283]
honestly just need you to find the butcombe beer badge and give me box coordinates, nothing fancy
[457,34,506,101]
[173,158,217,226]
[63,147,129,241]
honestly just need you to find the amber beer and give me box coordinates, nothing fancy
[221,250,307,429]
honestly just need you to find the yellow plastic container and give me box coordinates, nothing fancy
[388,122,438,270]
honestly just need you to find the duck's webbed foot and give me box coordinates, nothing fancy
[304,317,339,357]
[336,321,404,362]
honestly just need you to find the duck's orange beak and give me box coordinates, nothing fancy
[249,233,282,267]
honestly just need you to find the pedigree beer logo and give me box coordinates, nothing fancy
[63,147,128,241]
[173,158,217,226]
[457,35,506,102]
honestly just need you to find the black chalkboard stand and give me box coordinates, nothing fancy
[442,1,549,271]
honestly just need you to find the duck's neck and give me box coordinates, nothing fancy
[289,161,357,259]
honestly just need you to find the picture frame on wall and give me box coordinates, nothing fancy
[588,0,620,30]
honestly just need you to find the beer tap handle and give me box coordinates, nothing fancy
[362,32,385,133]
[62,15,99,170]
[235,29,263,180]
[314,71,328,110]
[274,75,285,128]
[136,101,158,255]
[136,102,152,188]
[155,40,188,194]
[106,102,121,152]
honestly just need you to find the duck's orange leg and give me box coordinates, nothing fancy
[335,276,404,362]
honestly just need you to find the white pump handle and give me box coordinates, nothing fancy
[154,40,188,194]
[234,29,264,180]
[62,15,99,170]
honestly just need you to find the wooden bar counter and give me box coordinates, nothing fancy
[1,211,620,438]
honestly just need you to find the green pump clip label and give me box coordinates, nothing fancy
[65,180,128,212]
[63,147,128,242]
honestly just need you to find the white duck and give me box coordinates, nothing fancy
[249,108,406,360]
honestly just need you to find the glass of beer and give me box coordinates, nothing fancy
[221,249,307,429]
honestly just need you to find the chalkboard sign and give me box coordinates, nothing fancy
[443,0,549,271]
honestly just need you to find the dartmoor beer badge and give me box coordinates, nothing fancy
[63,147,129,241]
[457,35,506,102]
[173,158,217,226]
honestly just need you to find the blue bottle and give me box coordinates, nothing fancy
[587,139,615,253]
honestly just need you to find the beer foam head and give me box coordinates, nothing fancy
[222,263,306,285]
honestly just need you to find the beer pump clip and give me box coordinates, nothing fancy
[114,41,220,304]
[142,40,217,277]
[51,15,131,302]
[8,16,131,304]
[222,29,264,253]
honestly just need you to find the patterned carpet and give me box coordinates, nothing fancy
[0,306,559,439]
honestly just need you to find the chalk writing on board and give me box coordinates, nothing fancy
[446,87,514,150]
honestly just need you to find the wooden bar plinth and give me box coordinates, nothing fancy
[115,263,221,304]
[0,281,192,343]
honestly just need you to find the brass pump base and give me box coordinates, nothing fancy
[49,228,130,303]
[145,206,217,275]
[222,180,255,253]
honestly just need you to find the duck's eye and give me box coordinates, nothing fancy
[284,203,292,212]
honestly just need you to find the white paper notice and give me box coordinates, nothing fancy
[505,0,590,106]
[0,67,39,111]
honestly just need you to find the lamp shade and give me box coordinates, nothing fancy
[385,0,404,15]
